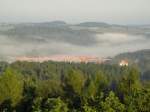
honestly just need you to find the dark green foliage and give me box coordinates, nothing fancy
[32,97,68,112]
[118,67,141,96]
[0,61,150,112]
[100,91,125,112]
[36,79,63,97]
[63,69,86,95]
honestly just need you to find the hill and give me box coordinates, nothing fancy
[77,22,110,27]
[111,49,150,80]
[0,21,150,61]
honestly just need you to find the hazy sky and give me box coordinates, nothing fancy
[0,0,150,24]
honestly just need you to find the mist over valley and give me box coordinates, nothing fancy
[0,21,150,62]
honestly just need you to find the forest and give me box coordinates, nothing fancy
[0,61,150,112]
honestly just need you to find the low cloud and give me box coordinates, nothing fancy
[0,23,150,61]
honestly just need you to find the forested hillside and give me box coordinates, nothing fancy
[111,49,150,80]
[0,61,150,112]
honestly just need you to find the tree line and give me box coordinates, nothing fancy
[0,61,150,112]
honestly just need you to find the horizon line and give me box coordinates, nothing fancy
[0,20,150,26]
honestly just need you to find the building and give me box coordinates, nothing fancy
[15,55,104,63]
[119,60,129,66]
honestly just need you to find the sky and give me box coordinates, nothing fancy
[0,0,150,25]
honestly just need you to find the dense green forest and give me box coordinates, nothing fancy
[0,61,150,112]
